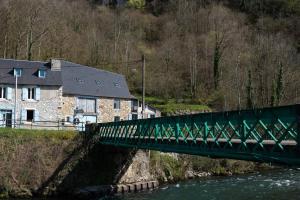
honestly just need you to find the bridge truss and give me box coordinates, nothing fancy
[90,104,300,165]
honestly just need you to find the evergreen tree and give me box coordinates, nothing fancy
[275,62,284,105]
[270,80,276,106]
[246,69,253,109]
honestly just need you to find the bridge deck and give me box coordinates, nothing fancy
[109,136,297,146]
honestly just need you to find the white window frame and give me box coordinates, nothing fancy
[38,69,46,78]
[27,87,36,100]
[14,68,22,77]
[0,87,6,99]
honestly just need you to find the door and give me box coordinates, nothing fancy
[0,110,12,128]
[6,112,12,127]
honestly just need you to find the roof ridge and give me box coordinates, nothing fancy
[60,60,126,77]
[0,58,47,64]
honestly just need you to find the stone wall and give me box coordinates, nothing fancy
[61,95,132,123]
[0,85,63,123]
[61,95,76,118]
[98,98,131,122]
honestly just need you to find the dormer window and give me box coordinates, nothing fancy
[74,77,84,84]
[113,82,121,88]
[38,69,46,78]
[95,80,102,86]
[14,68,22,77]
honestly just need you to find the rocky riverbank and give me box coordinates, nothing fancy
[149,151,275,184]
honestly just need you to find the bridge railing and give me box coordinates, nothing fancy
[89,104,300,165]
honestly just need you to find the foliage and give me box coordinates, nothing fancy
[275,62,284,105]
[127,0,145,9]
[246,69,253,109]
[150,151,273,183]
[137,96,211,114]
[154,103,210,115]
[150,151,185,182]
[0,128,77,140]
[0,0,298,111]
[187,156,258,175]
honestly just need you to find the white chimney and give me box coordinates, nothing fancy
[50,59,62,71]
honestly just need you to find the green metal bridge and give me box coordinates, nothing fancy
[89,104,300,166]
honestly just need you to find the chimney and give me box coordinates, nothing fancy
[50,59,62,71]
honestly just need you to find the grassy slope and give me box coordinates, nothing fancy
[0,128,76,140]
[139,96,211,115]
[0,128,79,198]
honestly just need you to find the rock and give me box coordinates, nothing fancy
[195,172,211,177]
[119,150,153,184]
[185,170,195,179]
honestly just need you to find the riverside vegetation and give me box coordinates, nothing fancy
[149,151,273,183]
[0,128,274,199]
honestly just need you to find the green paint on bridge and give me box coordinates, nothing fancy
[88,104,300,166]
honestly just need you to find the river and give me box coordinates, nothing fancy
[106,168,300,200]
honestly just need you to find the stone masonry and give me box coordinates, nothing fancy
[98,98,131,122]
[0,85,62,123]
[61,95,132,123]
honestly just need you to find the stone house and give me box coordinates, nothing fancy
[0,58,135,129]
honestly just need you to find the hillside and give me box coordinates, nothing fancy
[0,0,299,111]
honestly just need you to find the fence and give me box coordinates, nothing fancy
[0,119,86,131]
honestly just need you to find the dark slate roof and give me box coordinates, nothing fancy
[0,59,62,86]
[0,59,133,99]
[60,61,133,99]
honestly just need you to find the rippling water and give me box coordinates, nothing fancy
[105,168,300,200]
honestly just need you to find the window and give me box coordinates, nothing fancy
[77,98,96,113]
[0,87,6,99]
[114,116,120,122]
[22,87,40,101]
[114,99,120,109]
[38,69,46,78]
[21,109,38,122]
[28,88,35,100]
[132,114,138,120]
[131,100,138,112]
[14,68,22,77]
[150,114,155,118]
[26,110,34,122]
